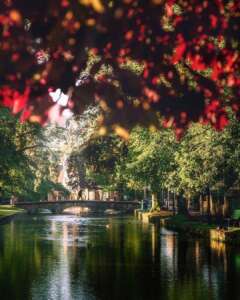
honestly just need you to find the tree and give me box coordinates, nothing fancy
[0,1,239,137]
[44,107,98,196]
[172,125,221,198]
[216,113,240,192]
[124,127,176,209]
[166,113,240,217]
[67,151,87,192]
[0,107,67,201]
[81,135,128,193]
[0,107,36,199]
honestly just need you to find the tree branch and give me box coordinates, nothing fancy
[17,144,48,153]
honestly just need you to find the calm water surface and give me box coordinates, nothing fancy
[0,214,240,300]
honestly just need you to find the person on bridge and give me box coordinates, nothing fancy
[78,190,83,200]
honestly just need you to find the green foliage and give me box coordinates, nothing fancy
[74,110,240,209]
[169,124,221,197]
[0,107,69,201]
[124,127,177,192]
[166,113,240,198]
[82,135,127,191]
[5,99,235,208]
[0,205,24,218]
[67,151,86,190]
[0,108,34,198]
[35,180,69,201]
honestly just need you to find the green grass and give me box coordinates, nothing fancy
[166,214,240,231]
[0,205,24,219]
[232,209,240,220]
[163,214,240,243]
[164,214,216,236]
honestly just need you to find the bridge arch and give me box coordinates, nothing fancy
[15,200,140,215]
[62,206,91,214]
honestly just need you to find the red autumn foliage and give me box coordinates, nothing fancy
[0,0,239,135]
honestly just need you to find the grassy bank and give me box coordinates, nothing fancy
[161,215,216,239]
[0,205,24,222]
[159,214,240,245]
[135,210,240,245]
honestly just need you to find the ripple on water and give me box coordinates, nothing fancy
[38,215,109,248]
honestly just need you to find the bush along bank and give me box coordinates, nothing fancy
[164,215,240,245]
[160,215,216,240]
[0,205,24,224]
[136,211,240,246]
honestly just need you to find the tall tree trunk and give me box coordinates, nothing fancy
[167,189,170,210]
[206,193,212,223]
[223,195,230,217]
[209,193,216,217]
[187,196,191,211]
[161,189,164,206]
[151,192,158,211]
[143,186,147,200]
[173,192,176,215]
[178,195,189,215]
[199,194,203,216]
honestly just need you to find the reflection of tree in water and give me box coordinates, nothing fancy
[0,221,46,300]
[1,217,240,300]
[82,223,240,300]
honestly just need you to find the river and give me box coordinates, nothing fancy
[0,214,240,300]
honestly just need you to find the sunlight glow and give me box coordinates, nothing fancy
[49,89,69,107]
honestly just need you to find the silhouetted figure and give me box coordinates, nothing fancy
[78,190,82,200]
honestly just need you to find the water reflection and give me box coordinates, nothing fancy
[0,215,240,300]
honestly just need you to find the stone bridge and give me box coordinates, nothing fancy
[15,200,140,214]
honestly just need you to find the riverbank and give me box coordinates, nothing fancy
[134,209,173,223]
[161,215,215,239]
[163,215,240,245]
[0,205,24,224]
[135,210,240,245]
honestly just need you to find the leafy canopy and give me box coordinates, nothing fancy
[0,1,239,137]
